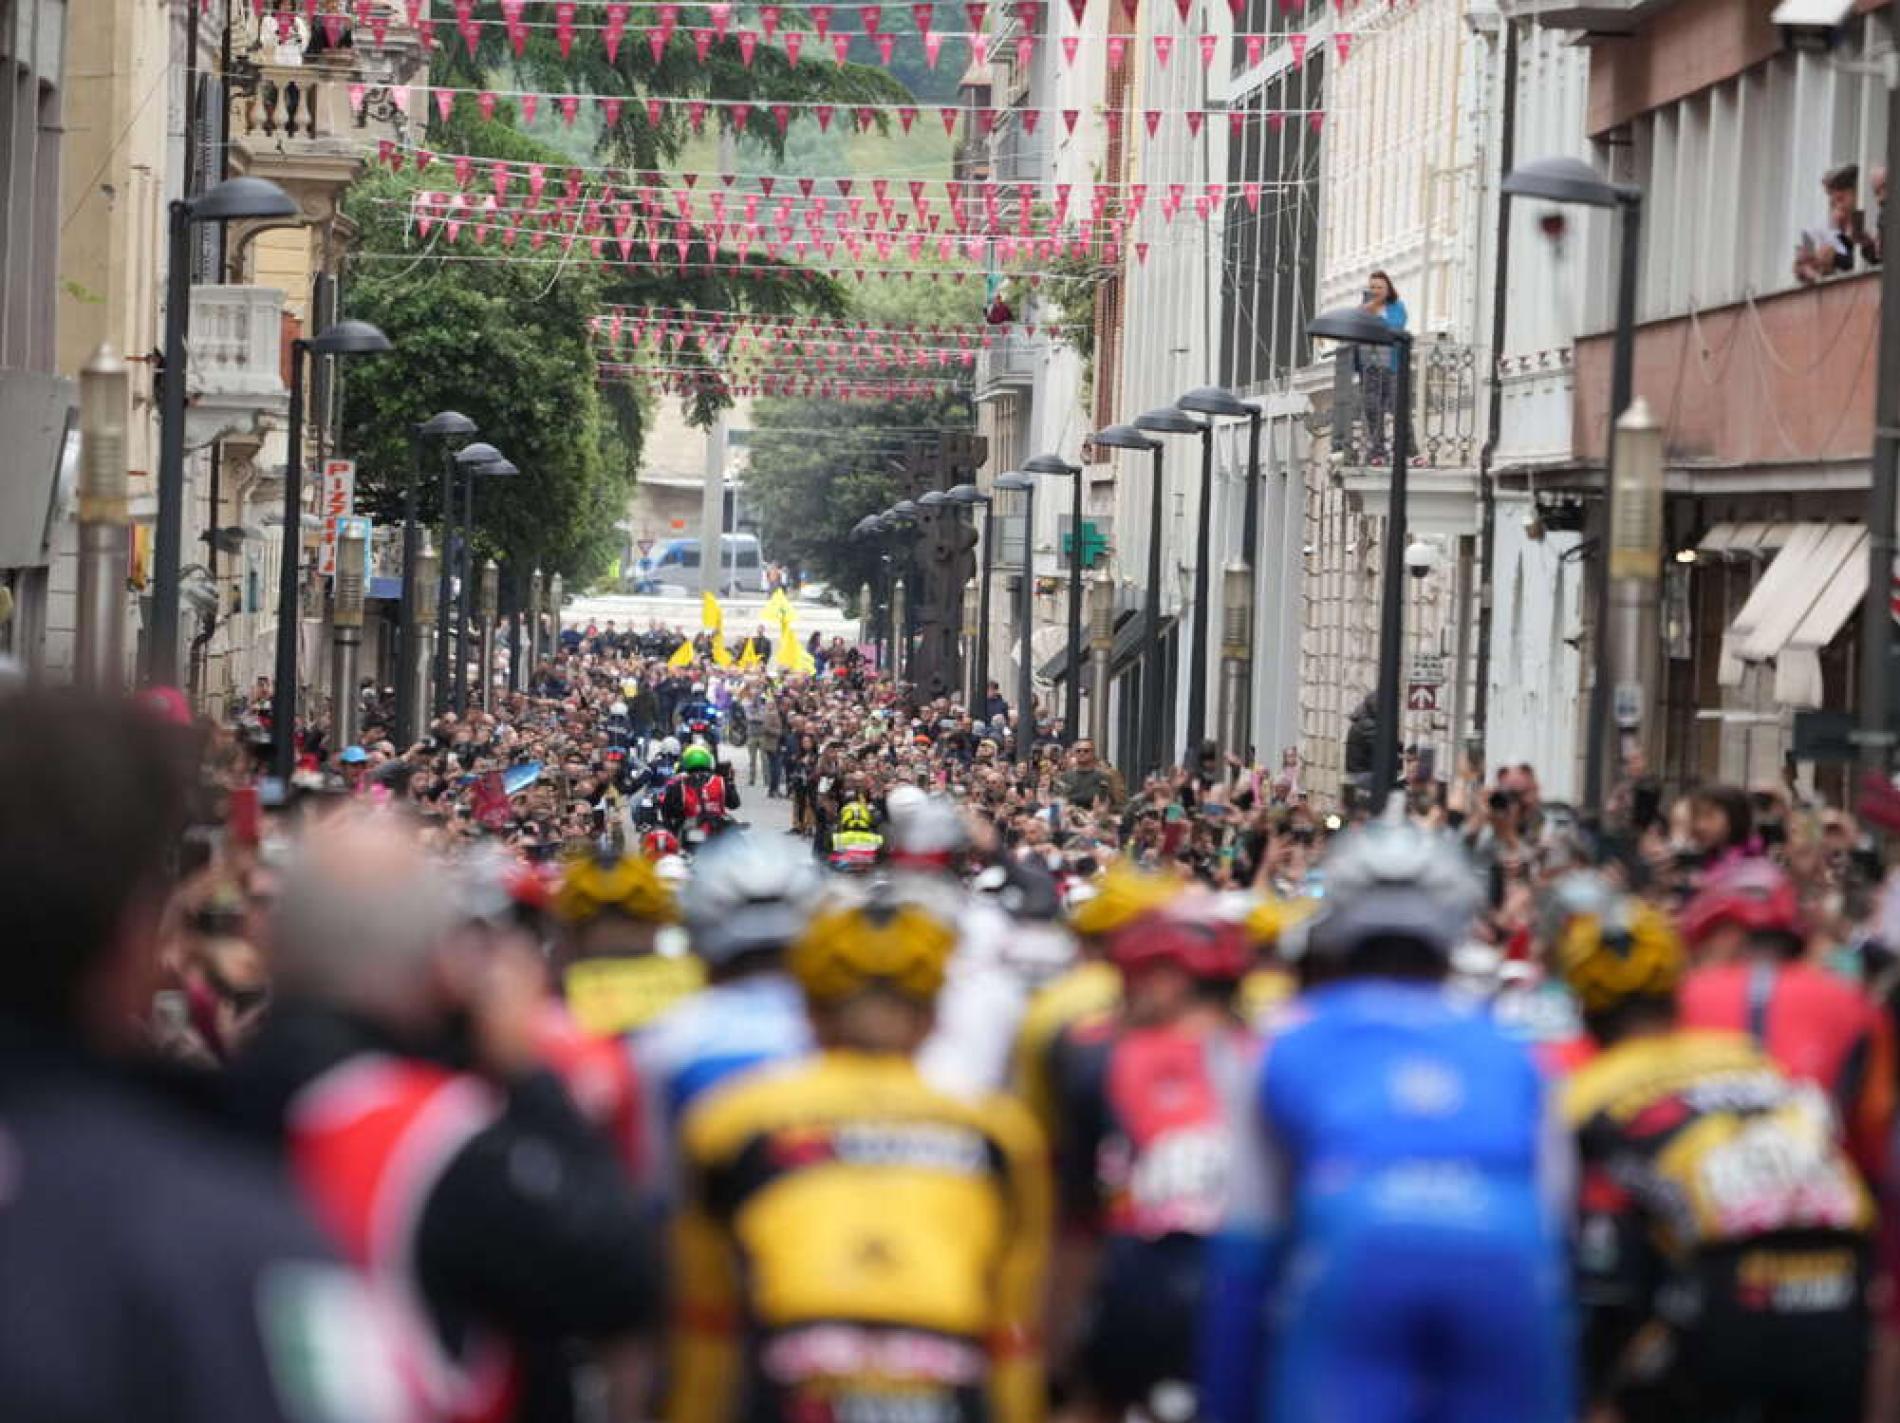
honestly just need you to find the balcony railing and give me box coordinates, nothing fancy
[186,285,289,445]
[976,331,1038,394]
[1328,336,1479,469]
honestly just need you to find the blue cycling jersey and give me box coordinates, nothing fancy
[1200,979,1572,1423]
[639,973,813,1125]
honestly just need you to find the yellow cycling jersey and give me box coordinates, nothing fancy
[1562,1030,1873,1259]
[671,1050,1052,1423]
[1010,961,1121,1139]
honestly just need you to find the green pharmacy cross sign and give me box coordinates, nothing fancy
[1061,518,1110,569]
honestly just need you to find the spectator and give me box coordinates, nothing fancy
[983,679,1010,725]
[0,690,389,1423]
[1356,270,1408,463]
[1055,738,1124,810]
[1796,163,1868,284]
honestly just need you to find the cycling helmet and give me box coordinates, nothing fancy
[556,853,679,925]
[1304,821,1483,965]
[658,736,682,757]
[681,832,825,968]
[885,784,929,821]
[1108,895,1251,983]
[680,744,715,773]
[1558,898,1685,1016]
[1067,862,1182,939]
[788,891,958,1005]
[1679,857,1802,949]
[1535,870,1617,952]
[640,828,681,861]
[838,800,877,834]
[974,859,1063,922]
[1242,896,1317,951]
[886,793,968,869]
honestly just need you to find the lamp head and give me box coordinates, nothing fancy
[1501,155,1627,208]
[187,175,298,223]
[1090,423,1160,453]
[891,499,921,518]
[418,410,478,438]
[850,515,881,539]
[308,319,394,357]
[1133,406,1205,436]
[917,490,952,507]
[993,471,1034,491]
[1176,385,1253,419]
[947,482,989,504]
[454,441,505,467]
[1307,306,1403,346]
[1023,453,1080,476]
[479,457,520,478]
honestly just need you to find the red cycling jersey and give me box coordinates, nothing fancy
[1679,960,1895,1184]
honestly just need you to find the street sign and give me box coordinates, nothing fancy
[1409,651,1446,687]
[1406,683,1440,712]
[317,459,355,577]
[636,538,655,556]
[1613,681,1643,729]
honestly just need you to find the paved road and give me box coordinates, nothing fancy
[564,591,862,645]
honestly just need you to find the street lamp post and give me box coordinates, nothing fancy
[994,472,1036,759]
[330,518,367,750]
[478,558,500,712]
[1024,454,1085,742]
[1133,407,1207,764]
[1091,423,1162,777]
[272,319,393,783]
[1502,155,1643,814]
[948,483,994,712]
[439,440,501,714]
[413,537,439,722]
[1177,386,1261,757]
[919,487,961,694]
[399,412,477,746]
[453,449,516,713]
[1308,307,1413,814]
[885,501,921,685]
[77,346,132,692]
[152,176,298,686]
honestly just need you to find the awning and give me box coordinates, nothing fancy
[1697,521,1790,557]
[1773,529,1869,708]
[1041,610,1177,683]
[1718,522,1863,690]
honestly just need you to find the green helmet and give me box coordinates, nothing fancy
[681,744,715,772]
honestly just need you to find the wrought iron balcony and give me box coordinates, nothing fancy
[1326,335,1479,471]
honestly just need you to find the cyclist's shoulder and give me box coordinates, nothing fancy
[1560,1029,1767,1126]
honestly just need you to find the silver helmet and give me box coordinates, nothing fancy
[1304,820,1484,965]
[679,832,825,968]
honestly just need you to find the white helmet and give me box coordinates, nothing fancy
[658,736,681,757]
[680,832,825,968]
[654,854,691,887]
[610,700,629,717]
[887,793,967,867]
[1303,820,1483,966]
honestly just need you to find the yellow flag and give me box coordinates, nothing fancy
[774,626,802,670]
[765,586,793,625]
[701,590,725,633]
[667,637,695,668]
[738,638,762,669]
[710,635,733,667]
[795,643,817,675]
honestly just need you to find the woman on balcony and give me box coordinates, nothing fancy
[1357,271,1408,464]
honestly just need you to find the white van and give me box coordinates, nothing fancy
[643,534,767,594]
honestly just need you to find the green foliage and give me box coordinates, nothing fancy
[742,275,982,593]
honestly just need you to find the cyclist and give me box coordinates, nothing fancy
[1050,895,1255,1423]
[669,889,1050,1423]
[643,834,824,1139]
[1677,856,1895,1182]
[1199,821,1571,1423]
[555,852,704,1039]
[1011,864,1182,1139]
[1557,895,1874,1421]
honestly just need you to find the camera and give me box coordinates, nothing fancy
[1771,0,1853,51]
[1403,539,1439,581]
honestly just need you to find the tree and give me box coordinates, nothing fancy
[340,116,626,586]
[742,273,982,594]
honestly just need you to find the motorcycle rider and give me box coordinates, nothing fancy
[1558,894,1874,1421]
[661,743,740,840]
[828,796,886,870]
[1199,820,1572,1423]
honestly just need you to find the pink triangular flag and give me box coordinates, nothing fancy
[1153,35,1173,65]
[784,30,803,62]
[1289,31,1308,63]
[1107,35,1127,68]
[739,29,758,64]
[1062,108,1078,134]
[923,29,943,65]
[1060,35,1078,66]
[1333,32,1352,61]
[1142,109,1160,137]
[1185,110,1204,136]
[832,33,851,62]
[1198,33,1218,67]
